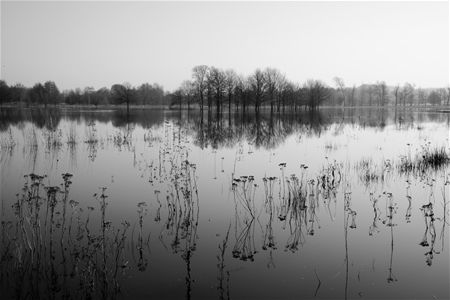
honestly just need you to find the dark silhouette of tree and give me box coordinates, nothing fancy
[8,84,28,105]
[92,87,110,106]
[43,81,61,106]
[304,80,330,110]
[333,77,346,106]
[447,87,450,106]
[192,65,209,115]
[65,89,82,105]
[349,85,356,106]
[224,69,237,115]
[275,74,288,112]
[169,89,184,110]
[249,69,266,113]
[0,80,10,106]
[180,80,195,110]
[30,83,47,105]
[234,75,248,113]
[417,88,427,106]
[264,68,282,113]
[427,91,441,106]
[401,83,415,106]
[1,65,449,110]
[111,83,135,114]
[394,85,400,107]
[375,81,388,106]
[207,67,226,117]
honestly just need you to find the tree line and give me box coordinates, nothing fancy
[0,81,165,113]
[1,65,449,112]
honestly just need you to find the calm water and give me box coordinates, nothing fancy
[0,107,449,299]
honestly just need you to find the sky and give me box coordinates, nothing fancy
[1,1,449,91]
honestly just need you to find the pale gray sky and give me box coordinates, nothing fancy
[1,1,449,91]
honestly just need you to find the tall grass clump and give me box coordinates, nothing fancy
[0,174,131,299]
[398,145,450,175]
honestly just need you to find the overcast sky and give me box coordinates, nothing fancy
[1,1,448,91]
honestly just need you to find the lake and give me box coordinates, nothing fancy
[0,107,449,299]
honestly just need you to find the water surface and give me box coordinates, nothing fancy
[0,107,449,299]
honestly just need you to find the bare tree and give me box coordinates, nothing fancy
[0,80,9,107]
[427,91,441,106]
[350,85,356,106]
[367,85,376,107]
[192,65,209,114]
[304,79,330,109]
[394,85,400,107]
[402,83,415,106]
[275,74,288,112]
[44,81,60,105]
[333,77,346,106]
[235,74,248,113]
[224,69,237,115]
[249,69,266,113]
[264,68,282,113]
[375,81,388,106]
[438,87,450,106]
[180,80,195,110]
[447,87,450,106]
[207,67,227,117]
[417,88,427,106]
[111,82,135,114]
[84,87,95,106]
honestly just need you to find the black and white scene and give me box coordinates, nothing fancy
[0,1,449,299]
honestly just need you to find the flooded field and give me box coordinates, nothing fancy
[0,107,449,299]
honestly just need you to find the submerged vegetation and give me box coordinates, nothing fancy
[398,145,450,175]
[0,108,449,299]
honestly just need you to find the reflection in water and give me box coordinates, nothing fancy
[217,225,231,300]
[0,107,449,299]
[232,176,257,262]
[385,192,398,284]
[1,174,130,299]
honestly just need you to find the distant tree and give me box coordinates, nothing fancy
[224,69,237,115]
[30,83,46,105]
[401,83,415,106]
[368,85,376,106]
[92,87,110,106]
[43,81,61,106]
[234,75,248,113]
[65,89,82,105]
[264,68,282,113]
[0,80,10,106]
[180,80,195,110]
[9,84,27,105]
[275,74,288,112]
[207,67,226,116]
[333,77,346,106]
[375,81,388,106]
[136,83,165,106]
[394,85,400,107]
[447,87,450,106]
[304,80,330,109]
[427,91,441,106]
[169,89,183,110]
[417,88,427,106]
[192,65,209,114]
[349,85,356,106]
[437,88,447,106]
[151,84,165,105]
[111,83,135,114]
[83,87,95,106]
[137,83,164,106]
[249,69,266,113]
